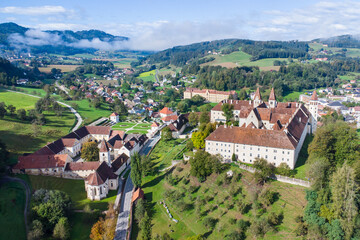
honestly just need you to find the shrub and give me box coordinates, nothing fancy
[237,219,251,232]
[229,218,237,225]
[259,188,278,206]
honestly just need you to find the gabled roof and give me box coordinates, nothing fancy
[111,153,129,172]
[206,125,297,150]
[65,161,100,171]
[159,107,174,115]
[161,115,178,122]
[14,154,69,169]
[110,112,119,116]
[269,88,276,101]
[96,161,117,180]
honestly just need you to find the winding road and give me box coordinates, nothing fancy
[0,176,31,233]
[6,90,83,132]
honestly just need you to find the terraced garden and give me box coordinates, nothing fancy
[112,121,152,134]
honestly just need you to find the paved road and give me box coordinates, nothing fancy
[114,174,134,240]
[139,134,161,156]
[113,166,130,210]
[0,176,31,234]
[6,90,83,131]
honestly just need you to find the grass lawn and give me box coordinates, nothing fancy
[113,122,137,128]
[16,174,116,240]
[0,181,26,240]
[293,135,314,180]
[14,87,49,98]
[0,90,75,165]
[0,89,39,110]
[112,122,151,134]
[127,129,149,134]
[84,73,104,80]
[131,138,307,239]
[64,99,112,125]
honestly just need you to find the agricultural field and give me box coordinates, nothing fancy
[17,174,117,240]
[38,64,81,73]
[114,58,136,68]
[0,90,75,164]
[201,49,288,71]
[338,72,360,81]
[0,181,26,240]
[131,139,307,239]
[309,43,360,58]
[138,69,156,82]
[112,122,151,134]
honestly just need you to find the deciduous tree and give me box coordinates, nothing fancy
[81,141,99,162]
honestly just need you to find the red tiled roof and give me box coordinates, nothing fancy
[85,126,111,135]
[159,107,173,115]
[110,112,118,116]
[151,122,159,127]
[311,90,318,101]
[254,87,262,100]
[65,161,100,171]
[206,125,296,150]
[113,140,124,149]
[87,172,104,186]
[14,154,69,169]
[100,140,110,152]
[269,88,276,101]
[161,115,178,122]
[61,138,77,147]
[132,188,145,203]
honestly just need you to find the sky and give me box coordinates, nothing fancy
[1,0,360,50]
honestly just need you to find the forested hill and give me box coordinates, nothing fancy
[0,22,129,55]
[313,35,360,48]
[0,57,26,85]
[133,39,309,67]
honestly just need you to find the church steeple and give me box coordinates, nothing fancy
[268,88,277,108]
[309,90,318,133]
[253,87,263,107]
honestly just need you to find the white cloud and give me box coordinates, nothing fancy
[0,6,68,16]
[256,1,360,40]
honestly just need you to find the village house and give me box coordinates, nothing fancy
[206,88,318,169]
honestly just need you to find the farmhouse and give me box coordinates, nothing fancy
[13,125,148,200]
[206,88,318,169]
[184,87,237,102]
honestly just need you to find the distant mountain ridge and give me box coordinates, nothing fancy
[312,35,360,48]
[0,22,129,54]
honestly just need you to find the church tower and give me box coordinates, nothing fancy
[99,140,111,166]
[253,87,263,107]
[308,90,318,133]
[268,88,277,108]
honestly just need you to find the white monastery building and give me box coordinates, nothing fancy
[206,88,318,169]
